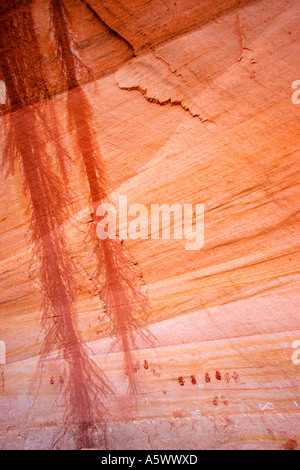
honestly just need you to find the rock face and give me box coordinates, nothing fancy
[0,0,300,450]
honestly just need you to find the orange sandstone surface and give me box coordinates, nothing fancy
[0,0,300,450]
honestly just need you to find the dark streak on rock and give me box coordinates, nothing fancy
[80,0,136,57]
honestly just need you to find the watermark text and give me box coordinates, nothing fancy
[96,196,205,251]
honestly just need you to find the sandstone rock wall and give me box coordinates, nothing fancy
[0,0,299,450]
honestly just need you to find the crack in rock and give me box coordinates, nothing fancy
[115,51,211,122]
[80,0,136,56]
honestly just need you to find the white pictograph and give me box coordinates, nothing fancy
[259,403,274,411]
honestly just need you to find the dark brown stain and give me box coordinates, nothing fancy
[232,372,240,383]
[191,375,197,385]
[282,439,297,451]
[216,371,222,381]
[178,376,185,386]
[221,396,228,406]
[213,396,229,406]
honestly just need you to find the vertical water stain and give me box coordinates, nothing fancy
[0,0,113,449]
[48,0,152,399]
